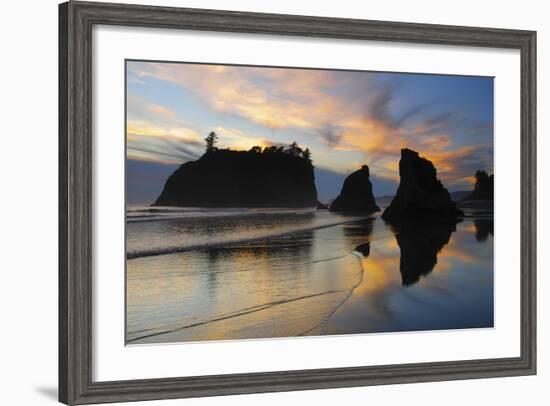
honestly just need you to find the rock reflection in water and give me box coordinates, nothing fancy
[343,217,375,238]
[354,242,371,257]
[389,218,459,286]
[128,209,494,343]
[474,219,494,242]
[343,217,375,256]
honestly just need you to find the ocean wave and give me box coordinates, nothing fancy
[127,216,370,260]
[126,207,320,223]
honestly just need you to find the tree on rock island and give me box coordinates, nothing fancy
[204,131,218,153]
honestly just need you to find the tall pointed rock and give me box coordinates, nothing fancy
[382,148,463,222]
[330,165,380,213]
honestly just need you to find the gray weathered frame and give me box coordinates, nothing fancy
[59,1,537,404]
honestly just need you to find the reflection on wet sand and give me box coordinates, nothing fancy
[127,230,367,343]
[127,213,493,344]
[392,218,458,286]
[474,218,494,242]
[325,216,493,335]
[354,242,371,257]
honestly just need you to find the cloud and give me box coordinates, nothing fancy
[212,127,273,151]
[321,82,492,189]
[364,83,396,128]
[127,62,350,130]
[127,121,202,141]
[126,93,207,164]
[127,61,493,190]
[318,124,343,148]
[410,112,457,137]
[127,95,176,125]
[127,122,204,164]
[424,145,493,186]
[393,102,434,128]
[127,136,202,164]
[147,103,175,118]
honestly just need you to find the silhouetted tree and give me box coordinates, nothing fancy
[465,170,494,200]
[249,146,262,154]
[204,131,218,153]
[262,145,279,154]
[286,141,303,157]
[303,148,312,163]
[474,170,489,193]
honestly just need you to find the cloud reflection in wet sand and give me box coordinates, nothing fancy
[326,218,493,335]
[126,214,493,344]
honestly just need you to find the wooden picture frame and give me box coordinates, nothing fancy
[59,1,536,404]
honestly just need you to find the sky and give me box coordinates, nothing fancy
[126,60,494,205]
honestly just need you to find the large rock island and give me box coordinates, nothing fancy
[382,148,463,222]
[330,165,380,213]
[154,144,318,208]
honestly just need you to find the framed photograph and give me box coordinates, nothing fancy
[59,1,536,404]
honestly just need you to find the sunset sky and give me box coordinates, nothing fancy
[126,60,494,204]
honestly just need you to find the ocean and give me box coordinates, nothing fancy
[126,206,494,344]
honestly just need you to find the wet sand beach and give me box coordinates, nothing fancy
[126,208,493,344]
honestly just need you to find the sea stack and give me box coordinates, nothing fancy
[464,170,494,201]
[330,165,380,213]
[154,147,318,208]
[382,148,463,222]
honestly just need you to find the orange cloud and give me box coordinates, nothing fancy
[127,121,202,142]
[129,62,353,130]
[128,62,492,188]
[212,126,272,151]
[147,103,175,118]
